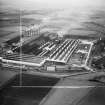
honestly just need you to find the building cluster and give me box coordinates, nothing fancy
[1,37,93,72]
[0,25,95,72]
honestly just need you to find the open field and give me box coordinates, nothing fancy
[0,8,105,42]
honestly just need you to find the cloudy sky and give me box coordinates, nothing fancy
[0,0,105,10]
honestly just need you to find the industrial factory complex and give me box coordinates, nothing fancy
[0,25,96,73]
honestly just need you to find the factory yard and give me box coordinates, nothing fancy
[0,8,105,73]
[0,30,94,73]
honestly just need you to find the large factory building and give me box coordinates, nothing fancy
[0,26,94,72]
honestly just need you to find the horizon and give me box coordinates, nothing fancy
[0,0,105,10]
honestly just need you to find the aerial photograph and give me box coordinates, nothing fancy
[0,0,105,105]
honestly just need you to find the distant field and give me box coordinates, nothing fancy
[0,8,105,43]
[0,12,43,42]
[0,18,41,27]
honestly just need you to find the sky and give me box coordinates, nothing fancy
[0,0,105,10]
